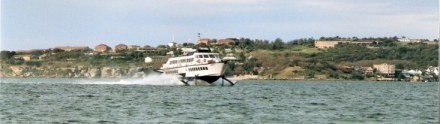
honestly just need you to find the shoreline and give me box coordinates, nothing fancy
[0,76,433,83]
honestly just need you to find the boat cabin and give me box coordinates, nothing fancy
[162,52,222,69]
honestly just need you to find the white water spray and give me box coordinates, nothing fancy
[80,74,184,85]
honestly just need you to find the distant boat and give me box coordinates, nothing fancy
[157,48,235,86]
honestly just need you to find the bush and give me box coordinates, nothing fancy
[24,61,42,67]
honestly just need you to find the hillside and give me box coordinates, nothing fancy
[0,37,438,81]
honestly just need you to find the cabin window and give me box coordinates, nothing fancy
[187,58,193,62]
[203,55,209,58]
[209,55,215,58]
[180,59,186,63]
[170,60,178,64]
[198,55,203,58]
[215,55,219,58]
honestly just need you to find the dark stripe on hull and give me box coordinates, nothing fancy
[198,76,221,84]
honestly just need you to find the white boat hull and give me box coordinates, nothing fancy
[161,62,226,83]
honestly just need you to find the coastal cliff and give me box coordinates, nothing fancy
[0,65,151,78]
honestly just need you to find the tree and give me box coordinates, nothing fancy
[234,66,245,75]
[395,63,404,70]
[0,51,15,60]
[157,45,168,49]
[51,48,65,53]
[378,39,397,47]
[272,38,284,50]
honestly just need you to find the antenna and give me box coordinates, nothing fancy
[198,33,201,40]
[172,35,175,42]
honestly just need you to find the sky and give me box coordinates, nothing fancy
[1,0,438,51]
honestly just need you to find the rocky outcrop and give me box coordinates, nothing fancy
[87,68,101,78]
[10,66,25,77]
[101,67,112,78]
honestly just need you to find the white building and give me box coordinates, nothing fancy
[168,42,178,48]
[373,63,395,74]
[166,51,174,57]
[180,48,197,55]
[314,41,350,49]
[398,38,422,43]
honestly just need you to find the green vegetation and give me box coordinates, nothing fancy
[1,36,438,80]
[215,37,437,80]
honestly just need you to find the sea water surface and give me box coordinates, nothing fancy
[0,77,438,123]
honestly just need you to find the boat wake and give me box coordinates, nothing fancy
[81,74,184,86]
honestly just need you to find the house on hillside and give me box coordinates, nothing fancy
[168,42,178,48]
[128,45,142,51]
[94,44,112,53]
[314,41,350,49]
[349,41,375,46]
[166,51,174,57]
[398,38,422,43]
[180,48,197,55]
[373,63,395,77]
[364,67,374,75]
[114,44,128,53]
[196,38,212,46]
[143,45,152,48]
[14,55,38,61]
[217,38,236,46]
[143,45,158,54]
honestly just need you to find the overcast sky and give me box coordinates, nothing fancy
[1,0,438,50]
